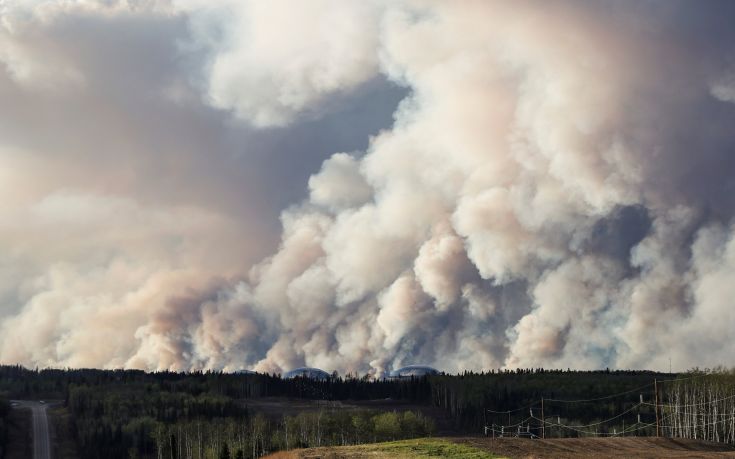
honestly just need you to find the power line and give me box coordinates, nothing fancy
[538,403,643,429]
[484,426,539,439]
[657,372,712,383]
[483,373,735,442]
[486,401,539,414]
[664,414,735,430]
[544,382,653,403]
[642,393,735,409]
[486,416,535,430]
[530,414,658,437]
[666,411,735,418]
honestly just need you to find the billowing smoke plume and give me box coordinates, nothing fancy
[2,0,735,374]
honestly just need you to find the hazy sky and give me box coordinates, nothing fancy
[2,0,735,375]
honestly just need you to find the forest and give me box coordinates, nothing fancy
[0,396,8,458]
[1,365,733,458]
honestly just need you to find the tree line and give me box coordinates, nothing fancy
[430,368,666,435]
[662,369,735,444]
[1,364,707,457]
[143,409,435,459]
[0,396,9,459]
[63,381,437,459]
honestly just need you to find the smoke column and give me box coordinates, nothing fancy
[2,1,735,375]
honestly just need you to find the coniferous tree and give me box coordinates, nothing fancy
[219,441,230,459]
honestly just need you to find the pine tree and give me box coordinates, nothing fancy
[219,441,230,459]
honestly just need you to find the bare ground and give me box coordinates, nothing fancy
[455,436,735,458]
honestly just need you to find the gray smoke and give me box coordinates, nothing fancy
[2,0,735,375]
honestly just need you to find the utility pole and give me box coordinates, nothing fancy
[654,379,660,437]
[541,397,545,439]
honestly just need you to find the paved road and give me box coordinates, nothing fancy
[10,400,52,459]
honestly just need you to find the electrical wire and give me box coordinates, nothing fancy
[642,393,735,409]
[538,403,643,429]
[531,415,659,437]
[486,416,535,429]
[544,382,653,403]
[485,427,539,439]
[657,372,712,383]
[487,401,539,414]
[664,413,735,429]
[483,373,735,442]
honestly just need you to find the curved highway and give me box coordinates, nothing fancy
[10,400,52,459]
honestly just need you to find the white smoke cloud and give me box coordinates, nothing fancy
[2,0,735,375]
[308,153,373,212]
[181,0,384,127]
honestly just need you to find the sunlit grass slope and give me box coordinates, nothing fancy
[266,438,506,458]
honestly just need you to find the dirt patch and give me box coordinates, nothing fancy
[453,436,735,458]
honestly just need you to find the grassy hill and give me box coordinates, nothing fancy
[266,437,735,459]
[264,438,504,458]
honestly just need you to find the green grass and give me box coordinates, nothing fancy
[295,438,505,458]
[368,438,503,458]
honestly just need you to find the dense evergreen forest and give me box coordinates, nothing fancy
[0,396,8,458]
[2,365,731,458]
